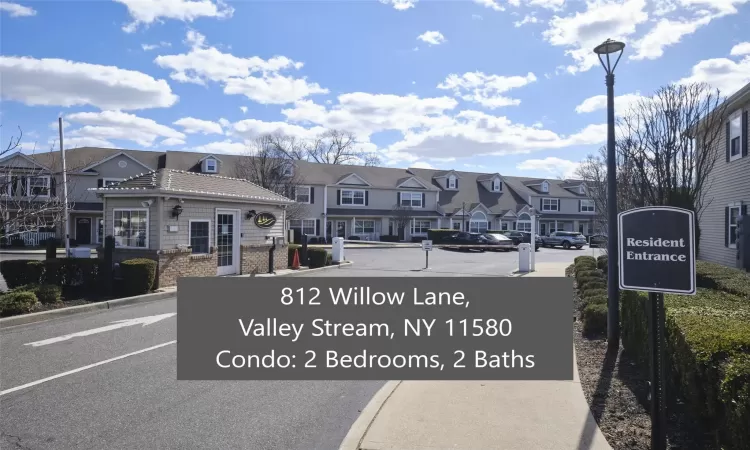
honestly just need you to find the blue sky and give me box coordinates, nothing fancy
[1,0,749,179]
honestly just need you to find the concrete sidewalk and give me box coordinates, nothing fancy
[341,261,612,450]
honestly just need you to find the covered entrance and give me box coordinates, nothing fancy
[75,217,92,244]
[216,209,240,276]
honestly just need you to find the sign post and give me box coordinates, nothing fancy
[421,239,433,269]
[618,206,696,450]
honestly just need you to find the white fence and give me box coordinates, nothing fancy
[19,231,56,246]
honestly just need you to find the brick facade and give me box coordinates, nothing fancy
[241,244,289,275]
[157,248,216,288]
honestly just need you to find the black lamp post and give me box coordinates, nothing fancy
[594,38,625,349]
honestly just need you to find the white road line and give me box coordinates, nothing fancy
[0,340,176,397]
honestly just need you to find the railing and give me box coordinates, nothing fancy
[19,231,56,246]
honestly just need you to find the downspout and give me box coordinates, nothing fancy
[323,185,328,241]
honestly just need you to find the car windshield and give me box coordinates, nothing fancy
[485,233,509,241]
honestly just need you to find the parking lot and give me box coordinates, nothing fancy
[297,245,604,277]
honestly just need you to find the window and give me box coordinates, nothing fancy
[729,206,741,247]
[113,209,148,248]
[542,198,559,211]
[729,113,743,161]
[448,175,457,189]
[27,176,50,197]
[103,178,122,187]
[579,185,585,194]
[501,222,508,231]
[581,199,595,212]
[517,213,531,232]
[412,220,431,234]
[469,221,488,233]
[295,186,311,203]
[355,220,375,234]
[492,179,502,192]
[452,222,461,230]
[282,165,294,177]
[289,219,316,236]
[189,220,210,254]
[541,181,549,192]
[341,189,365,205]
[204,158,217,173]
[400,192,422,208]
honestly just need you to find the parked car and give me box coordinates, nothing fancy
[541,231,587,249]
[518,231,542,252]
[442,232,494,252]
[589,234,607,248]
[482,233,515,252]
[499,231,541,251]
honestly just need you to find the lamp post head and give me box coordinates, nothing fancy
[594,39,625,75]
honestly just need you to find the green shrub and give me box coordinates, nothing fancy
[583,281,606,291]
[577,275,605,290]
[326,252,333,266]
[288,244,301,267]
[34,284,62,304]
[576,269,602,282]
[574,255,596,265]
[582,303,607,336]
[565,263,575,278]
[308,248,328,268]
[720,354,750,450]
[0,260,43,288]
[0,290,38,317]
[575,261,597,272]
[42,259,104,298]
[597,255,608,271]
[119,258,157,296]
[582,288,607,300]
[696,260,750,299]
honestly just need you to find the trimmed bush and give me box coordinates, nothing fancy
[565,263,575,278]
[577,275,605,290]
[308,248,328,268]
[584,281,606,291]
[597,255,608,271]
[0,290,38,317]
[119,258,157,296]
[42,259,104,298]
[326,252,333,266]
[574,255,596,265]
[34,284,63,304]
[0,260,43,289]
[582,303,607,336]
[696,260,750,299]
[576,269,603,281]
[288,244,301,266]
[582,288,607,300]
[583,295,608,307]
[380,235,400,242]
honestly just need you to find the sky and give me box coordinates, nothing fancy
[1,0,749,180]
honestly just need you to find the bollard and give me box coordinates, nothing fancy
[332,237,345,263]
[300,234,308,267]
[518,243,531,272]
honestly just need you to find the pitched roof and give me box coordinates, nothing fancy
[408,168,528,215]
[502,176,588,198]
[290,160,438,189]
[29,147,163,173]
[89,169,293,203]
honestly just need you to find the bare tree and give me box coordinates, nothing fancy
[390,204,414,241]
[307,130,381,166]
[233,136,309,220]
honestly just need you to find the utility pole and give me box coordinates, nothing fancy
[59,117,70,257]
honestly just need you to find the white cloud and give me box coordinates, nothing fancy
[575,92,646,113]
[142,41,171,51]
[526,0,566,10]
[114,0,234,33]
[472,14,484,19]
[161,137,186,146]
[417,31,446,46]
[676,53,750,96]
[543,0,648,74]
[154,31,327,105]
[0,2,36,17]
[411,161,436,169]
[437,72,537,109]
[730,42,750,56]
[173,117,223,135]
[517,157,581,178]
[630,16,712,60]
[240,106,248,114]
[380,0,418,9]
[64,111,185,148]
[218,118,231,128]
[677,0,749,16]
[514,14,540,27]
[0,56,178,110]
[282,93,458,139]
[49,120,71,130]
[474,0,505,11]
[193,140,249,155]
[56,136,117,149]
[233,119,327,141]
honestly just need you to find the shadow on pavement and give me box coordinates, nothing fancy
[577,346,618,450]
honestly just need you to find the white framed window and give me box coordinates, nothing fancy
[517,213,531,232]
[541,181,549,193]
[295,186,311,204]
[282,164,294,177]
[579,185,586,194]
[341,189,365,205]
[728,205,741,247]
[113,209,149,248]
[27,175,50,197]
[542,198,560,211]
[492,179,502,192]
[501,222,508,231]
[581,199,595,212]
[729,111,743,162]
[189,220,211,254]
[355,220,375,234]
[289,219,316,236]
[452,222,461,230]
[103,178,122,187]
[448,175,457,189]
[412,220,431,234]
[469,211,488,233]
[400,192,423,208]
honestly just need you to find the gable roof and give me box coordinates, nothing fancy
[79,151,154,172]
[476,173,501,182]
[29,147,164,174]
[503,176,588,198]
[0,151,50,171]
[89,169,293,204]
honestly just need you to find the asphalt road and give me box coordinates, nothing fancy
[0,246,594,449]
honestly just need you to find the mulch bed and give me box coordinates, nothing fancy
[572,281,717,450]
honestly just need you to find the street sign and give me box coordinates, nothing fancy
[421,240,433,251]
[618,206,696,295]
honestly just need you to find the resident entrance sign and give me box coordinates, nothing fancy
[618,206,696,295]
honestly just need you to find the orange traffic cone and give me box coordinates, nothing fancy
[292,249,300,270]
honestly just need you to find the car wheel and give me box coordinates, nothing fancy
[563,241,571,250]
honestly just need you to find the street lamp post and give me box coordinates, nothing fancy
[594,38,625,350]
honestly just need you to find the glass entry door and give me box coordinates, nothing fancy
[216,210,239,276]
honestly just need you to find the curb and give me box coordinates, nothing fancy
[0,291,176,328]
[338,380,402,450]
[279,261,353,277]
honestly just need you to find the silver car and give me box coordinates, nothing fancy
[541,231,587,249]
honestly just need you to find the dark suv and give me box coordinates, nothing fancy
[500,231,541,251]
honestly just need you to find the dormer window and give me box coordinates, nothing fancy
[492,179,502,192]
[448,175,457,189]
[282,165,294,177]
[541,181,549,193]
[203,158,217,173]
[579,185,585,195]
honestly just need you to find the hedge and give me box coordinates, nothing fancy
[696,260,750,299]
[621,288,750,449]
[597,255,608,272]
[582,303,607,336]
[0,259,44,289]
[574,255,596,265]
[308,248,328,268]
[42,259,105,298]
[14,283,62,304]
[0,290,38,317]
[119,258,157,296]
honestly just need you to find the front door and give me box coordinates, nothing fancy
[216,210,240,276]
[336,221,346,238]
[326,221,332,240]
[540,223,547,236]
[75,217,92,244]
